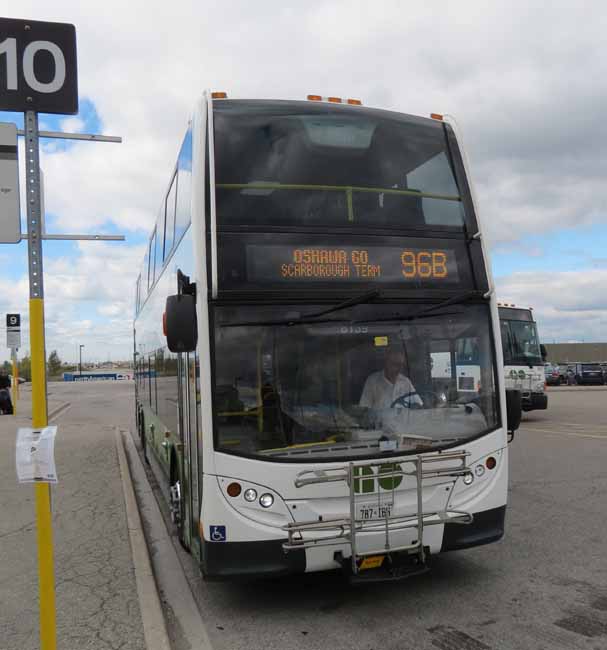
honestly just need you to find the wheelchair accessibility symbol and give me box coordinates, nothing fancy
[210,525,226,542]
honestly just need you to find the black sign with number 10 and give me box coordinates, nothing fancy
[0,17,78,114]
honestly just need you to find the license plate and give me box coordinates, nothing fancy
[359,555,385,571]
[357,503,392,520]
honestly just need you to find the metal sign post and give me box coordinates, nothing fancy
[6,314,21,408]
[24,107,57,650]
[12,347,19,406]
[1,17,123,650]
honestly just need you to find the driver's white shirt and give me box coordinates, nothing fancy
[359,371,422,409]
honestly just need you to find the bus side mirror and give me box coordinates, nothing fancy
[165,294,197,353]
[505,389,522,440]
[540,344,547,361]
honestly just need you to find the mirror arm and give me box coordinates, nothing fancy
[177,269,196,299]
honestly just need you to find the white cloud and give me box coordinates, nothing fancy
[4,0,604,242]
[2,0,607,361]
[0,241,145,363]
[59,116,85,133]
[496,270,607,343]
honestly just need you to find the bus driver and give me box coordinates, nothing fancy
[359,346,422,410]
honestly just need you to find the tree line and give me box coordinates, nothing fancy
[1,350,75,381]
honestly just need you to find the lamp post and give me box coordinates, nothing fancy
[79,344,84,376]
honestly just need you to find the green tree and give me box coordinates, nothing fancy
[47,350,62,377]
[1,360,11,374]
[18,355,31,381]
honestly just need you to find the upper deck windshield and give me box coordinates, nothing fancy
[213,100,469,230]
[213,302,499,461]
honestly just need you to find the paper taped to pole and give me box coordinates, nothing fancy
[16,426,58,483]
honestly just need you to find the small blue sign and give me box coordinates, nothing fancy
[209,525,226,542]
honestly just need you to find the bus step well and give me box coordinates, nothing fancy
[282,451,473,579]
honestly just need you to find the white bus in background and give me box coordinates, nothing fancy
[498,304,547,412]
[134,91,519,583]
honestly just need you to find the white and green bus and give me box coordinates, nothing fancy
[134,92,517,582]
[498,304,547,412]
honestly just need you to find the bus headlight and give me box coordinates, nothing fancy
[259,493,274,508]
[244,488,257,502]
[463,472,474,485]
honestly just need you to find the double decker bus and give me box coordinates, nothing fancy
[134,92,513,581]
[498,304,547,411]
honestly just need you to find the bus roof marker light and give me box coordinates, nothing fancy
[328,97,342,103]
[430,113,444,121]
[347,99,362,105]
[211,91,227,99]
[307,95,322,101]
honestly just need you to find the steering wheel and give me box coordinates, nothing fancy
[390,390,443,409]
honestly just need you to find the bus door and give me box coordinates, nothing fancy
[178,352,201,555]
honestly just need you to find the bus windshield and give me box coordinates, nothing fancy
[213,100,467,230]
[213,303,498,461]
[500,319,542,366]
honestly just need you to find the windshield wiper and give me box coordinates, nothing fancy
[352,290,486,325]
[223,289,381,328]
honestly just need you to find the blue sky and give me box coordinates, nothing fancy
[492,225,607,277]
[1,1,606,362]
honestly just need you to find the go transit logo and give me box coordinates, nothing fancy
[353,463,403,494]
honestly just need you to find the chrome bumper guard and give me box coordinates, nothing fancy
[282,450,473,575]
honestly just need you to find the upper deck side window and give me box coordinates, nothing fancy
[175,128,193,245]
[213,101,470,231]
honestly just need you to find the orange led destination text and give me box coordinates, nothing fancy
[401,251,448,278]
[278,248,450,280]
[281,248,380,279]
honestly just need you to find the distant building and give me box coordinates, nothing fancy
[544,343,607,364]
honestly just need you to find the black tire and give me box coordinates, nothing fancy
[138,410,149,465]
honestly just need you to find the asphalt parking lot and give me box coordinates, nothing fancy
[136,385,607,650]
[3,383,605,650]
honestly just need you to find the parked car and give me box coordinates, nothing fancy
[544,363,561,386]
[569,362,605,386]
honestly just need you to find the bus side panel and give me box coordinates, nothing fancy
[135,227,198,545]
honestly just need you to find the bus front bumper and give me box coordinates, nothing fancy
[522,392,548,411]
[441,505,506,551]
[201,505,507,579]
[202,539,306,580]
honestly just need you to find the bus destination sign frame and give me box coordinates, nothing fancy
[245,244,460,286]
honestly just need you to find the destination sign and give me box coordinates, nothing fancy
[246,245,460,284]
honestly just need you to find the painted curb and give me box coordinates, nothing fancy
[115,428,172,650]
[123,429,214,650]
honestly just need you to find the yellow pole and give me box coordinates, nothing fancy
[12,353,18,416]
[30,297,56,650]
[14,354,19,401]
